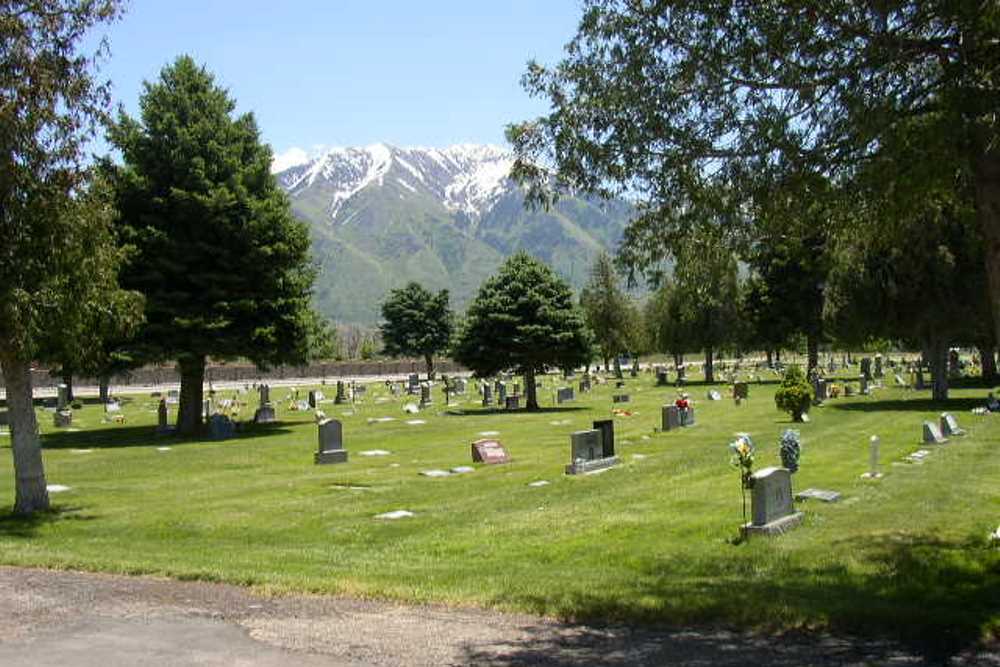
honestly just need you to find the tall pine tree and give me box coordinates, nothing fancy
[108,56,320,435]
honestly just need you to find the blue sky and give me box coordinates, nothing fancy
[90,1,581,162]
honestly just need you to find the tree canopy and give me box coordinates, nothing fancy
[453,252,592,410]
[579,252,637,375]
[379,282,454,379]
[107,55,321,435]
[0,0,134,515]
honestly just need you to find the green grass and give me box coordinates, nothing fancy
[2,371,998,661]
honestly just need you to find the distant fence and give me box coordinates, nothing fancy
[12,359,469,390]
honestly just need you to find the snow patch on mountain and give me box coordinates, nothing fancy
[275,143,515,222]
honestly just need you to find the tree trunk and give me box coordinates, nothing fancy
[613,356,623,379]
[176,355,206,436]
[807,335,819,376]
[61,373,74,401]
[704,348,714,383]
[775,349,781,363]
[603,357,610,372]
[766,350,773,368]
[524,368,538,410]
[929,337,949,402]
[99,375,110,404]
[673,352,683,368]
[424,354,435,381]
[1,354,50,515]
[980,344,997,385]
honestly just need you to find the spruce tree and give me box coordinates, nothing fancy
[379,283,453,379]
[108,56,319,435]
[453,253,592,410]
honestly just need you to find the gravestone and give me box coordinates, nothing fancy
[166,389,179,405]
[707,390,722,401]
[656,368,669,386]
[334,381,347,404]
[733,382,749,401]
[612,394,630,404]
[744,467,803,535]
[254,384,276,424]
[579,376,592,393]
[939,412,965,437]
[661,405,681,431]
[565,428,619,475]
[353,384,366,398]
[420,383,432,408]
[156,398,174,435]
[407,374,420,395]
[680,406,695,426]
[813,378,828,401]
[208,414,235,440]
[471,438,510,464]
[482,383,493,407]
[675,365,686,385]
[874,355,883,378]
[593,419,615,458]
[315,419,347,464]
[202,399,213,419]
[556,387,574,404]
[861,435,882,479]
[505,395,520,410]
[630,363,638,378]
[53,408,73,427]
[454,378,467,394]
[922,420,948,444]
[859,375,869,395]
[860,357,872,381]
[795,488,842,503]
[497,383,507,406]
[56,384,70,411]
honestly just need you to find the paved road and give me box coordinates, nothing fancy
[1,567,996,666]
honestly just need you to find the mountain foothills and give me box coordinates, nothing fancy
[272,143,634,324]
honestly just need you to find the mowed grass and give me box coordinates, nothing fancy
[1,370,998,658]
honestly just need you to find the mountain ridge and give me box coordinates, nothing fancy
[273,143,633,324]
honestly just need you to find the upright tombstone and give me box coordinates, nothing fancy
[859,375,869,395]
[565,428,619,475]
[315,419,347,464]
[655,367,669,386]
[497,383,507,406]
[661,404,681,431]
[861,435,882,479]
[939,412,965,437]
[675,365,687,385]
[156,398,174,435]
[707,390,722,401]
[733,382,749,402]
[922,420,948,444]
[680,405,696,426]
[56,383,70,411]
[407,373,420,395]
[813,378,828,401]
[454,378,467,394]
[335,380,347,404]
[481,383,493,408]
[593,419,615,458]
[202,398,213,419]
[420,383,432,409]
[505,395,520,410]
[860,357,872,381]
[874,355,884,378]
[630,362,639,378]
[744,467,803,536]
[471,438,510,464]
[208,414,235,440]
[579,375,592,393]
[254,384,276,424]
[556,387,575,404]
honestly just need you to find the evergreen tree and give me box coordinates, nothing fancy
[379,282,453,379]
[107,56,319,435]
[0,1,135,515]
[453,253,592,410]
[579,253,634,376]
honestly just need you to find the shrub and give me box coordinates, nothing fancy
[774,365,814,421]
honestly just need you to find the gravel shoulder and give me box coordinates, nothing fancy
[1,566,996,666]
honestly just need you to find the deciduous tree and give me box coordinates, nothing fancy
[379,282,453,379]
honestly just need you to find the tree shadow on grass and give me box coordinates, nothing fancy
[828,398,985,413]
[0,505,99,539]
[443,407,589,418]
[473,533,998,665]
[36,422,295,450]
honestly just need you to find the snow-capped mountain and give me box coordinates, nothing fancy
[275,143,515,222]
[272,143,634,324]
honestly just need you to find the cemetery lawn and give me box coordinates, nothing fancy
[2,373,998,659]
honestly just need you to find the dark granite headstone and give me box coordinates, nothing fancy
[315,419,347,464]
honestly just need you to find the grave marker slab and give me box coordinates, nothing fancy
[922,420,948,444]
[612,394,630,404]
[593,419,615,458]
[471,439,510,464]
[556,387,575,404]
[661,405,681,431]
[565,428,620,475]
[939,412,965,437]
[795,488,842,503]
[208,414,235,440]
